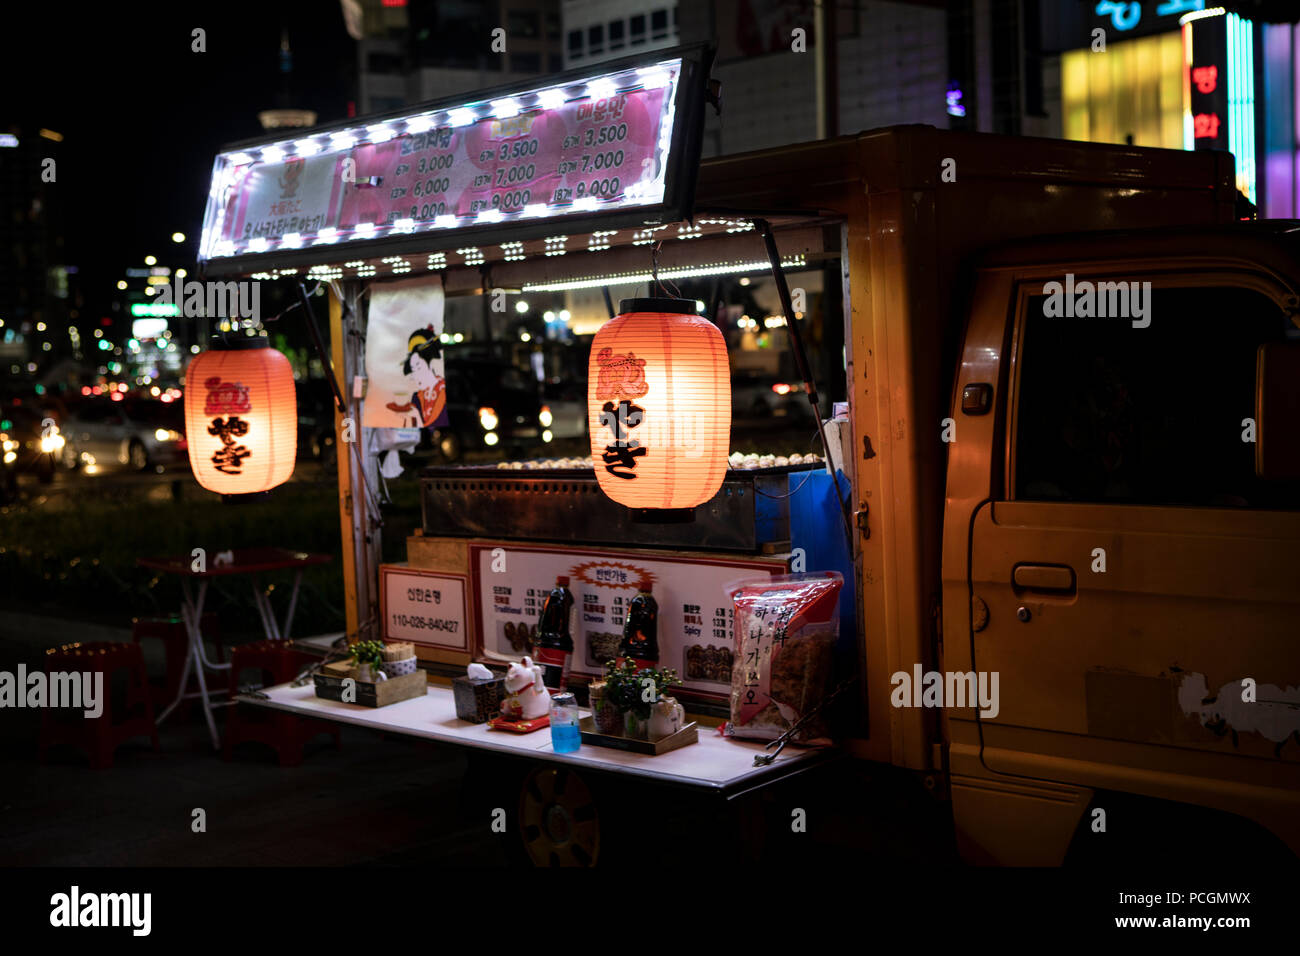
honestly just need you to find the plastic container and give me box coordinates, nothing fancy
[549,692,581,753]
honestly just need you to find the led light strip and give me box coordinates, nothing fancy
[1228,12,1256,204]
[520,256,808,292]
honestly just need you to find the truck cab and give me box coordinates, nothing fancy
[699,126,1300,863]
[944,225,1300,863]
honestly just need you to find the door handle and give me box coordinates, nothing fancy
[1012,563,1076,594]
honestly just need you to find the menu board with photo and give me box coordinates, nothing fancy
[469,543,786,697]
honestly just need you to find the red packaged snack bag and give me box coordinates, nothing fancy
[726,572,842,744]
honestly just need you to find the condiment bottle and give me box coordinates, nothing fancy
[535,575,575,690]
[618,589,660,670]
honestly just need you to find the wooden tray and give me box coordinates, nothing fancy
[313,666,426,708]
[578,716,698,755]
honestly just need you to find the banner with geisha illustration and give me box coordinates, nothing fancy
[362,275,448,429]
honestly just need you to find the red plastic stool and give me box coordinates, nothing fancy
[132,613,224,712]
[223,640,339,766]
[38,641,159,769]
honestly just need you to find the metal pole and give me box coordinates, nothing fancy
[297,282,347,414]
[480,267,495,344]
[814,0,826,140]
[752,218,854,554]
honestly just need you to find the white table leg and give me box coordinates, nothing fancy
[251,576,282,641]
[183,578,220,749]
[155,620,195,725]
[281,570,304,640]
[154,577,234,748]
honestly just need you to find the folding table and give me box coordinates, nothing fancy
[137,547,332,748]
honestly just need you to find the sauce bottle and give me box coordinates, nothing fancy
[619,589,660,670]
[535,575,575,690]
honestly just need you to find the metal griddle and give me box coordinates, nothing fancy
[419,462,821,553]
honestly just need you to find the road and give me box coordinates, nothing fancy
[3,417,819,510]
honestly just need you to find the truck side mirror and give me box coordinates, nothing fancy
[1255,341,1300,480]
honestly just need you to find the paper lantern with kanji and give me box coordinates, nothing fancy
[185,340,297,494]
[588,297,730,510]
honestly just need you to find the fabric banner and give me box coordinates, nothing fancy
[363,276,449,429]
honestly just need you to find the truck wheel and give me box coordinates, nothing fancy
[1064,792,1294,867]
[518,766,599,866]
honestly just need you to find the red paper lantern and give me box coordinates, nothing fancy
[588,297,730,510]
[184,340,297,494]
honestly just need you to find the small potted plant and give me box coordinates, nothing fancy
[348,640,386,682]
[598,660,639,738]
[603,660,680,739]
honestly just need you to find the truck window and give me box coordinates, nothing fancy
[1013,284,1300,510]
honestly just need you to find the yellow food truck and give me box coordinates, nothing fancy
[201,46,1300,864]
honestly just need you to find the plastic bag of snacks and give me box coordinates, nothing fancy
[725,572,842,744]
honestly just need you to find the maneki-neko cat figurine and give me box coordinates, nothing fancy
[490,657,551,732]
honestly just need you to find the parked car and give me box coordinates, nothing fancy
[730,369,816,424]
[62,398,188,473]
[541,378,587,440]
[433,359,547,460]
[0,404,66,484]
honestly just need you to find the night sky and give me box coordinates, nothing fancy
[1,0,357,319]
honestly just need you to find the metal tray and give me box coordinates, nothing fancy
[577,715,699,755]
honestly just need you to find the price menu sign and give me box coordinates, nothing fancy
[198,48,708,274]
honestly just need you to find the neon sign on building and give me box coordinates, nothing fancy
[1182,9,1256,205]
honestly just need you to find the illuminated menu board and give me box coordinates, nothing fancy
[198,49,708,275]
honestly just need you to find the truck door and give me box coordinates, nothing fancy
[962,269,1300,804]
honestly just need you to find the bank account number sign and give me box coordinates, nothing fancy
[380,566,468,651]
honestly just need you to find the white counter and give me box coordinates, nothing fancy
[243,681,829,794]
